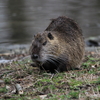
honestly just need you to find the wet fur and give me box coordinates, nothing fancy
[30,16,85,73]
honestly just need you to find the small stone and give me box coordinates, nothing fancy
[39,95,47,99]
[91,65,95,68]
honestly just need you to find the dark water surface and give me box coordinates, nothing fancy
[0,0,100,52]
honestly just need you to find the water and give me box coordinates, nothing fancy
[0,0,100,52]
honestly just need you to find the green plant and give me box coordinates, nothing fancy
[69,79,83,87]
[92,77,100,84]
[0,87,7,93]
[4,78,11,84]
[67,91,79,99]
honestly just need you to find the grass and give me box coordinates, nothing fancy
[0,51,100,100]
[4,78,12,84]
[0,87,7,93]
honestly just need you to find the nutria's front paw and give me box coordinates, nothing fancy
[30,63,37,67]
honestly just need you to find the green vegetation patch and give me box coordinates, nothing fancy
[0,87,7,93]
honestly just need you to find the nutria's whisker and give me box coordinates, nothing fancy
[47,58,58,67]
[48,56,64,65]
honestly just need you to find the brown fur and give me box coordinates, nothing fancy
[29,16,85,73]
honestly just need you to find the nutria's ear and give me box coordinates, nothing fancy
[47,33,54,40]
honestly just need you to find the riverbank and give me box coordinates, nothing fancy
[0,46,100,100]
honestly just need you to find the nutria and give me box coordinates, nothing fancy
[29,16,85,73]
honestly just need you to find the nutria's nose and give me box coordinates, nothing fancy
[31,54,38,59]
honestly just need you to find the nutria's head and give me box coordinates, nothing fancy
[29,31,62,68]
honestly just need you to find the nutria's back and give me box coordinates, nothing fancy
[45,16,82,34]
[30,16,85,73]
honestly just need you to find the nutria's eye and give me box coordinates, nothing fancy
[48,33,54,40]
[43,41,47,46]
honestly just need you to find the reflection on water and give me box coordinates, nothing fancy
[0,0,100,47]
